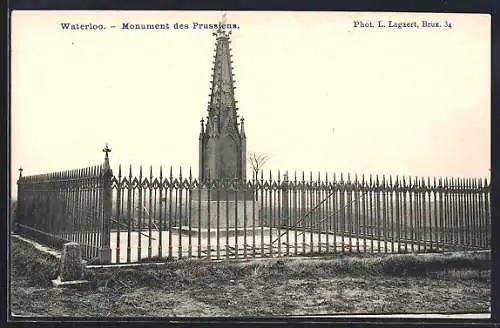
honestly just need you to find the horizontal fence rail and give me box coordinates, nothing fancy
[15,165,107,260]
[107,166,491,264]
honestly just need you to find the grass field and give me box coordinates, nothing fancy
[10,237,491,317]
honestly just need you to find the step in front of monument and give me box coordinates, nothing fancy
[170,226,279,238]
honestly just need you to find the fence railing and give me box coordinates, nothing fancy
[15,147,491,264]
[107,167,491,264]
[15,166,107,259]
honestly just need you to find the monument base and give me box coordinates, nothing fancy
[190,187,254,202]
[171,225,274,238]
[190,200,261,229]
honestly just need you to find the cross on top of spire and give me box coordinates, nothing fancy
[103,143,111,158]
[18,166,23,178]
[213,12,232,39]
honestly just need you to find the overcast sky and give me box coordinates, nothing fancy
[11,11,490,196]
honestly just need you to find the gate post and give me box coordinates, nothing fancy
[99,144,113,264]
[14,167,24,233]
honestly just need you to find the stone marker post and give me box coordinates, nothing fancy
[60,242,84,281]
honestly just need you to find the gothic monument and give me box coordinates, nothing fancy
[190,24,257,229]
[198,27,246,183]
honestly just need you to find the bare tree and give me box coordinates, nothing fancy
[248,152,270,181]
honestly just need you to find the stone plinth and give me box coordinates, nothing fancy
[190,200,261,229]
[60,242,84,281]
[191,187,254,202]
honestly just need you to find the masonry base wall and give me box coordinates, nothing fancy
[190,200,261,229]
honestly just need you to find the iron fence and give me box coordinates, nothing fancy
[108,166,491,264]
[15,165,111,260]
[15,148,491,264]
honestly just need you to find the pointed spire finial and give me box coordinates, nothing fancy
[18,166,23,178]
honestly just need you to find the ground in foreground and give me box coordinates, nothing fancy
[10,238,490,317]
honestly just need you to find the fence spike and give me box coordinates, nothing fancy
[310,171,313,182]
[347,172,351,183]
[382,174,386,186]
[169,166,173,180]
[269,170,272,181]
[278,169,281,182]
[389,175,393,187]
[139,165,143,179]
[325,171,329,183]
[150,165,153,178]
[118,164,122,178]
[159,165,163,179]
[369,173,373,186]
[179,166,183,180]
[361,173,365,185]
[318,171,321,182]
[294,170,297,182]
[485,177,489,188]
[260,170,264,182]
[302,171,305,182]
[340,172,344,183]
[189,167,192,181]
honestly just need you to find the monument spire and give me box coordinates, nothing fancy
[207,14,237,135]
[198,13,246,183]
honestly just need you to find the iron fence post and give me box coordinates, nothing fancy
[100,144,113,264]
[15,167,24,233]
